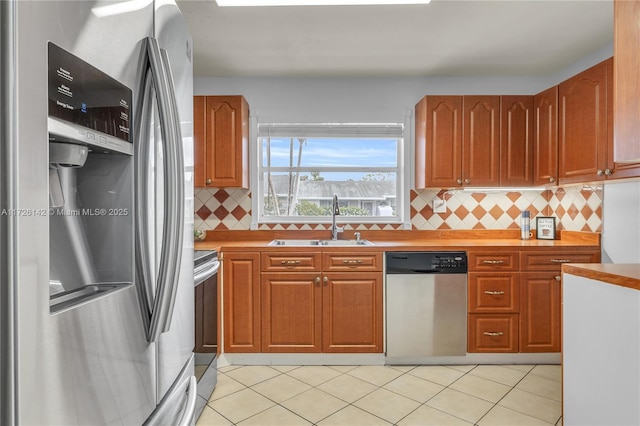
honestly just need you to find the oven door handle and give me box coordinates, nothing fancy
[194,260,220,285]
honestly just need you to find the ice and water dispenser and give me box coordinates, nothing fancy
[47,42,134,312]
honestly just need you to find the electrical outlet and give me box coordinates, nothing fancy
[432,198,447,213]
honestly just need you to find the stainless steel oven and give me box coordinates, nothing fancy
[193,250,220,419]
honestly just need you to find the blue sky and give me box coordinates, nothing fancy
[262,137,398,168]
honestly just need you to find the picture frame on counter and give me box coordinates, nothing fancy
[536,217,556,240]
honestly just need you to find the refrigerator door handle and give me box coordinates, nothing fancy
[135,37,184,343]
[177,376,197,426]
[158,46,185,333]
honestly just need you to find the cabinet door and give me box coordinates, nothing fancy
[520,251,600,271]
[613,0,640,178]
[322,273,383,353]
[520,272,561,353]
[194,274,218,353]
[558,60,610,183]
[501,96,533,186]
[463,96,501,187]
[468,272,519,313]
[261,252,322,272]
[468,251,519,272]
[193,96,207,187]
[322,252,382,272]
[468,314,519,353]
[202,96,249,188]
[533,86,559,185]
[261,273,322,352]
[415,96,463,188]
[223,252,261,352]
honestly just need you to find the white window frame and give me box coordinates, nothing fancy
[252,122,406,226]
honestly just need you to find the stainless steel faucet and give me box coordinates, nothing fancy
[331,193,344,240]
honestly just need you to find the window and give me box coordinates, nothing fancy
[257,123,403,223]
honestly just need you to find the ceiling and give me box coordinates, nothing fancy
[176,0,613,78]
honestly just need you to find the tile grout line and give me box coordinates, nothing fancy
[201,364,562,426]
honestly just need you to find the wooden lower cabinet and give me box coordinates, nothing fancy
[519,272,561,352]
[468,272,519,313]
[468,248,599,354]
[468,314,519,352]
[261,272,322,352]
[323,273,383,353]
[223,252,261,353]
[260,271,383,353]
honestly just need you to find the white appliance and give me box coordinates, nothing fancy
[0,1,196,424]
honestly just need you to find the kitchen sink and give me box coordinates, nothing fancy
[268,239,375,246]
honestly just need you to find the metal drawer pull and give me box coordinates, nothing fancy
[484,290,505,295]
[550,259,572,263]
[483,260,505,264]
[555,276,561,282]
[483,332,504,336]
[281,260,302,265]
[342,259,363,264]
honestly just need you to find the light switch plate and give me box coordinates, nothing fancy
[432,198,446,213]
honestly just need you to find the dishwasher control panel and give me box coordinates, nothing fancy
[385,251,467,274]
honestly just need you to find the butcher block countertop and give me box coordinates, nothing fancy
[195,229,600,252]
[563,263,640,291]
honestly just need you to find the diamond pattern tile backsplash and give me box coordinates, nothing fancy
[194,185,603,233]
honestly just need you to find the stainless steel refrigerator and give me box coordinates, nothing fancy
[0,1,196,424]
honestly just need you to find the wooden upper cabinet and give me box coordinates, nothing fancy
[415,96,463,188]
[501,96,533,186]
[613,0,640,178]
[533,86,559,185]
[194,95,249,188]
[463,96,501,187]
[558,59,612,184]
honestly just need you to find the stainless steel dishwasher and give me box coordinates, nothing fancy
[386,251,468,357]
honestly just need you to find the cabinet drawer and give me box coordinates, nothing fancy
[323,252,382,272]
[261,252,322,272]
[468,314,519,353]
[468,252,519,271]
[521,252,599,271]
[468,273,519,313]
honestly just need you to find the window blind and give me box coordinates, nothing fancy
[258,122,404,138]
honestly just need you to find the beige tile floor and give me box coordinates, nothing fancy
[197,364,562,426]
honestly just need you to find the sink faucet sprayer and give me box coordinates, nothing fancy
[331,193,344,240]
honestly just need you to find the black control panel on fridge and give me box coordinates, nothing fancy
[48,42,133,154]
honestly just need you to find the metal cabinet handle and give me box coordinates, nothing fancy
[456,178,463,184]
[555,275,561,282]
[483,332,504,336]
[464,178,471,184]
[281,260,302,265]
[550,259,571,263]
[206,178,212,185]
[315,277,320,284]
[323,276,328,283]
[549,177,555,183]
[484,290,505,295]
[342,259,363,264]
[604,168,613,176]
[597,169,604,176]
[483,260,505,264]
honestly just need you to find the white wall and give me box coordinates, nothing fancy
[194,44,612,124]
[602,180,640,263]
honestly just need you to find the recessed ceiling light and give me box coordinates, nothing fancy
[215,0,430,6]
